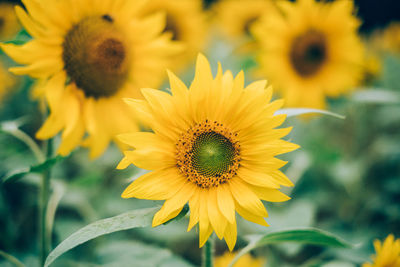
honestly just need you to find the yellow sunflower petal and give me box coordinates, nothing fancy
[223,220,237,251]
[152,182,196,227]
[229,178,268,217]
[122,169,187,200]
[188,188,201,231]
[235,201,269,227]
[207,188,228,239]
[217,184,236,224]
[248,184,291,202]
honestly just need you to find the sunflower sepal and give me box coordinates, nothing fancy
[162,204,189,225]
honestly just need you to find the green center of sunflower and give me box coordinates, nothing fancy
[191,132,235,177]
[176,120,241,189]
[62,14,130,98]
[290,30,327,77]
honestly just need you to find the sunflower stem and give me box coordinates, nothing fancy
[39,138,53,267]
[202,236,215,267]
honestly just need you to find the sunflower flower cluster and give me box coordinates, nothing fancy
[0,2,21,41]
[215,252,265,267]
[1,0,398,265]
[0,61,15,103]
[138,0,208,70]
[118,54,299,249]
[362,235,400,267]
[252,0,364,109]
[1,0,182,158]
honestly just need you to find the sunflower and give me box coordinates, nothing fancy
[372,22,400,54]
[213,0,272,40]
[118,54,299,250]
[0,2,21,41]
[1,0,182,158]
[253,0,364,109]
[214,252,265,267]
[362,234,400,267]
[138,0,207,71]
[0,61,15,102]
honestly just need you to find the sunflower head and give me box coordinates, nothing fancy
[139,0,208,70]
[289,29,327,77]
[118,54,299,250]
[372,22,400,54]
[362,234,400,267]
[0,3,21,41]
[214,0,273,39]
[1,0,183,158]
[0,61,15,102]
[253,0,364,109]
[62,14,130,98]
[214,252,265,267]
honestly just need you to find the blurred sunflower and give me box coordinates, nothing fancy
[360,52,381,85]
[362,234,400,267]
[253,0,364,109]
[0,2,21,41]
[214,0,272,40]
[118,54,299,250]
[1,0,182,158]
[215,252,265,267]
[138,0,207,70]
[373,22,400,54]
[0,61,15,102]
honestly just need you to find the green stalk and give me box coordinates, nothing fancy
[39,139,53,267]
[202,236,214,267]
[0,250,26,267]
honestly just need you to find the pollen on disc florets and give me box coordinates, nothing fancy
[176,120,241,189]
[62,14,130,98]
[290,29,327,77]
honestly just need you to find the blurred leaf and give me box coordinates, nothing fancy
[381,55,400,90]
[1,119,45,162]
[44,207,159,267]
[276,108,345,119]
[97,240,194,267]
[2,155,66,183]
[321,261,355,267]
[351,89,400,104]
[229,228,351,267]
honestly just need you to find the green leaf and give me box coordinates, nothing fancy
[96,240,194,267]
[44,207,159,267]
[276,108,345,119]
[2,29,31,45]
[2,156,65,183]
[351,89,400,104]
[229,228,352,267]
[31,155,64,172]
